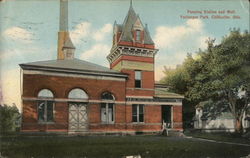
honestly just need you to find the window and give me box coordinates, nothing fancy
[101,103,114,123]
[68,88,88,100]
[38,100,54,122]
[132,104,144,123]
[37,89,54,122]
[135,30,141,41]
[135,71,142,88]
[101,92,115,124]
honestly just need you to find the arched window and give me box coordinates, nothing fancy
[101,92,115,124]
[37,89,54,123]
[38,89,54,98]
[101,92,115,100]
[68,88,88,100]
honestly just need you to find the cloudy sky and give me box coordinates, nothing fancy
[0,0,249,110]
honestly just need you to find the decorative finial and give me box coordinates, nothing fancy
[130,0,133,8]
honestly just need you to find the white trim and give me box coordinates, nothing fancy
[22,97,126,104]
[89,123,162,126]
[22,97,182,105]
[126,88,154,91]
[126,96,153,99]
[126,101,182,106]
[23,70,126,81]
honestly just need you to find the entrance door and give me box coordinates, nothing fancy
[162,105,172,128]
[69,103,88,132]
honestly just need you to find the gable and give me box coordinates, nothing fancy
[133,17,144,31]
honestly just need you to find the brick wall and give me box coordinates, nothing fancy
[21,73,182,133]
[23,74,126,101]
[22,74,126,132]
[173,106,183,130]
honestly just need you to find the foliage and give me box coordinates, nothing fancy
[0,104,21,133]
[161,29,250,132]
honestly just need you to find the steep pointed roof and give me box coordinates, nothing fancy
[120,6,137,42]
[118,4,154,45]
[144,24,154,44]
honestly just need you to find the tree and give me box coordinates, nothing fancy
[161,30,250,133]
[208,30,250,133]
[0,104,21,133]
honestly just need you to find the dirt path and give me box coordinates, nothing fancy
[186,136,250,147]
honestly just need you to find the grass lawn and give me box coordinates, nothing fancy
[0,134,250,158]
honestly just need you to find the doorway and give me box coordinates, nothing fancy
[68,102,88,132]
[162,105,172,128]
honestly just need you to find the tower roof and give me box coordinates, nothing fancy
[117,3,154,45]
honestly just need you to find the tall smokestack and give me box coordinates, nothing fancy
[57,0,75,60]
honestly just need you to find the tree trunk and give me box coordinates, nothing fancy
[235,118,243,133]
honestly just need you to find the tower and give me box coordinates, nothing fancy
[107,2,158,96]
[57,0,75,60]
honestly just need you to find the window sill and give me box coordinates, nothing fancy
[134,87,143,89]
[101,122,115,125]
[132,122,145,124]
[38,121,55,124]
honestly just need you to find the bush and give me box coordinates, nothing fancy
[0,104,21,133]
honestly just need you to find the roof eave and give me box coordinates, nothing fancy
[20,64,128,78]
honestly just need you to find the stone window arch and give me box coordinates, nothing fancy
[101,92,115,124]
[101,91,115,100]
[37,89,54,123]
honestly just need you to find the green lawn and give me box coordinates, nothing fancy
[184,130,250,145]
[0,134,250,158]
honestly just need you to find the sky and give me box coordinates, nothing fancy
[0,0,249,110]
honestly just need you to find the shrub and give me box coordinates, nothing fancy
[0,104,21,133]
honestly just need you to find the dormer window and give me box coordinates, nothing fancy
[135,30,141,41]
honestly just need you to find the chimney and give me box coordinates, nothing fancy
[57,0,75,60]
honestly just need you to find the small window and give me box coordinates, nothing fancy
[135,30,141,41]
[37,89,54,123]
[132,104,144,123]
[101,92,115,124]
[135,71,142,88]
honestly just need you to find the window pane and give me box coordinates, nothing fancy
[132,104,138,122]
[38,89,53,98]
[101,103,106,123]
[108,103,114,122]
[135,80,141,88]
[136,30,140,41]
[139,105,144,114]
[135,71,141,80]
[38,101,45,121]
[132,115,138,122]
[132,104,137,116]
[47,101,54,122]
[68,88,88,99]
[139,114,144,122]
[139,105,144,122]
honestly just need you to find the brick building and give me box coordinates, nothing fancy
[20,0,183,134]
